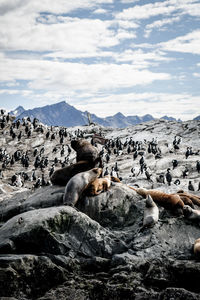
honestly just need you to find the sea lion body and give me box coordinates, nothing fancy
[63,168,102,206]
[183,205,200,221]
[50,160,97,186]
[194,238,200,257]
[143,195,159,227]
[129,187,184,210]
[71,139,99,163]
[86,175,111,196]
[177,190,200,207]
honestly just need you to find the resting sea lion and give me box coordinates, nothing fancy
[85,174,111,196]
[194,238,200,258]
[63,168,102,206]
[143,195,159,227]
[50,160,97,186]
[183,205,200,221]
[71,139,99,163]
[129,187,184,211]
[177,190,200,207]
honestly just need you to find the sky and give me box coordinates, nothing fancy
[0,0,200,120]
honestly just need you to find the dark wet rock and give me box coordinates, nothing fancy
[1,184,200,299]
[0,254,66,299]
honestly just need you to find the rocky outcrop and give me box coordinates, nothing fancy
[1,183,200,299]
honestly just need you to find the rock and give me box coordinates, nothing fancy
[0,254,66,299]
[0,206,127,257]
[78,182,143,228]
[0,186,65,222]
[159,287,200,300]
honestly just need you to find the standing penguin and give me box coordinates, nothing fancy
[166,168,172,186]
[188,181,195,191]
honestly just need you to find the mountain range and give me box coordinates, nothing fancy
[9,101,187,128]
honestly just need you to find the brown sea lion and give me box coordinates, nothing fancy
[71,139,99,163]
[63,168,102,206]
[143,195,159,227]
[183,205,200,221]
[85,174,112,196]
[194,238,200,258]
[129,187,184,211]
[50,160,97,186]
[177,190,200,207]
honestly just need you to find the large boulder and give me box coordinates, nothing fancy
[0,186,65,222]
[0,206,126,257]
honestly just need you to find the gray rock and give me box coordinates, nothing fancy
[0,206,126,257]
[1,177,200,299]
[0,254,66,299]
[0,186,65,222]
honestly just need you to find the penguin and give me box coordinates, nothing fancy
[104,167,109,176]
[188,181,195,191]
[166,168,172,186]
[196,161,200,173]
[172,159,178,169]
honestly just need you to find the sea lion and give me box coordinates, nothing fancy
[50,160,97,186]
[85,174,111,196]
[183,205,200,221]
[63,167,102,206]
[71,139,99,163]
[129,187,184,211]
[194,238,200,258]
[177,190,200,207]
[175,194,195,208]
[143,195,159,227]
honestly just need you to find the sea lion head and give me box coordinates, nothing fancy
[183,205,193,217]
[92,167,103,177]
[146,195,154,208]
[71,139,80,150]
[177,189,184,194]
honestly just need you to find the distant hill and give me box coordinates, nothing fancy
[193,115,200,121]
[9,106,25,117]
[9,101,181,128]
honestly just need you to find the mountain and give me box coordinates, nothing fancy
[11,101,181,128]
[193,115,200,121]
[101,112,155,128]
[14,101,89,127]
[10,105,25,117]
[161,115,182,122]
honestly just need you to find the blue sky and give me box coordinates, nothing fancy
[0,0,200,120]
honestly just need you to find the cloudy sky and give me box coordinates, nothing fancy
[0,0,200,120]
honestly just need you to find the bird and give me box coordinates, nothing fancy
[166,168,172,186]
[103,167,109,176]
[188,181,195,191]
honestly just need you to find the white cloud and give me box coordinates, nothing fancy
[116,20,139,29]
[75,92,200,120]
[115,0,200,20]
[160,30,200,55]
[144,16,181,38]
[93,8,108,14]
[115,2,176,20]
[116,29,136,40]
[0,54,171,93]
[0,0,113,16]
[113,49,172,67]
[120,0,139,3]
[193,72,200,77]
[0,15,118,53]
